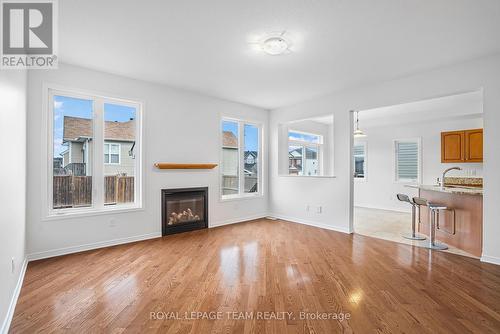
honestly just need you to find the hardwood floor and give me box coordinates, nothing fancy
[10,219,500,333]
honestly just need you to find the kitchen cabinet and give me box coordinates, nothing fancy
[441,129,483,163]
[464,129,483,162]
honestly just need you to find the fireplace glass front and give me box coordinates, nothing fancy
[162,187,208,235]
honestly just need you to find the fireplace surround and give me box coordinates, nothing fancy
[161,187,208,236]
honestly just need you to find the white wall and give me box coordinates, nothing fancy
[0,71,27,332]
[354,116,483,212]
[26,63,269,258]
[269,54,500,264]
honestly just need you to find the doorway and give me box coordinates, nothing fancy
[351,91,484,258]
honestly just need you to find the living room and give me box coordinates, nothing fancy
[1,1,500,333]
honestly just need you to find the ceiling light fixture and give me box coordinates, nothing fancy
[353,111,367,138]
[260,32,291,55]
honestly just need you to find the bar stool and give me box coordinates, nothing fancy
[396,194,426,240]
[413,197,449,250]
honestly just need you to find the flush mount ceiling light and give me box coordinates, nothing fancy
[353,111,367,138]
[256,32,292,55]
[261,36,290,55]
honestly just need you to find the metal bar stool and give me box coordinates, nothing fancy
[396,194,426,240]
[413,197,449,250]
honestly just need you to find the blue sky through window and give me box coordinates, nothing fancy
[244,124,258,152]
[222,120,238,137]
[288,130,321,143]
[53,95,92,158]
[104,103,136,122]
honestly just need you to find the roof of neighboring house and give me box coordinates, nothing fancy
[289,149,302,158]
[244,151,257,159]
[63,116,135,142]
[222,131,237,148]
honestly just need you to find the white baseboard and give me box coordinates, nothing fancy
[481,255,500,266]
[1,257,28,334]
[27,232,162,261]
[270,214,352,234]
[26,214,271,262]
[26,215,270,261]
[354,205,410,214]
[210,213,268,228]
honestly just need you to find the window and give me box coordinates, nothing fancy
[104,143,121,164]
[288,130,322,176]
[47,88,142,216]
[353,142,366,179]
[395,139,420,182]
[221,119,261,199]
[221,120,239,196]
[103,102,137,205]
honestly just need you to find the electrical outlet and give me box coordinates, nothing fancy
[316,206,322,214]
[306,205,310,212]
[109,218,116,227]
[11,257,15,274]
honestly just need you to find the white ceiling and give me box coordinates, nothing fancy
[308,115,334,125]
[59,0,500,109]
[358,90,483,128]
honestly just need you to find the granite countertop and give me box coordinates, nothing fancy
[406,184,483,196]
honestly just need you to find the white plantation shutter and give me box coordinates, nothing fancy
[395,140,419,182]
[353,144,365,156]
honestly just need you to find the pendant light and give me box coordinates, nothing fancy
[353,111,366,138]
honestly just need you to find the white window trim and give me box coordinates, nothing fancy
[104,142,121,165]
[287,129,323,176]
[393,137,422,184]
[353,141,367,182]
[41,83,144,220]
[220,117,263,201]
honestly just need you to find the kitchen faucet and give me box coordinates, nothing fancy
[441,167,462,189]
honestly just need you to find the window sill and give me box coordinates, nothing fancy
[220,193,264,202]
[43,204,144,221]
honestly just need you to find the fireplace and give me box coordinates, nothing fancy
[161,187,208,236]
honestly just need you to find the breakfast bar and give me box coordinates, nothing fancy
[407,184,483,257]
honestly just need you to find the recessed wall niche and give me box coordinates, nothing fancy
[278,114,334,177]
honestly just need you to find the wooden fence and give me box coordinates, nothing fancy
[53,175,134,209]
[53,176,93,208]
[221,175,258,195]
[104,175,134,205]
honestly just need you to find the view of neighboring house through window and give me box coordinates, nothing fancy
[104,103,137,205]
[244,124,259,193]
[288,130,322,176]
[104,143,120,164]
[53,95,94,209]
[221,119,261,198]
[221,120,239,196]
[353,142,366,179]
[395,139,420,182]
[50,89,141,214]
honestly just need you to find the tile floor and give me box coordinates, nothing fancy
[354,206,476,258]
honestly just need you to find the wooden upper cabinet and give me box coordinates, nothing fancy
[441,131,464,162]
[441,129,483,163]
[465,129,483,162]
